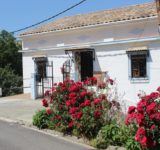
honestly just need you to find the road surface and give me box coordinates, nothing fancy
[0,120,93,150]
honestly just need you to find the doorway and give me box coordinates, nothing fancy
[80,51,93,81]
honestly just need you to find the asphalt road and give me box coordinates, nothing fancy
[0,121,93,150]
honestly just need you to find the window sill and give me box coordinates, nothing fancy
[130,77,149,83]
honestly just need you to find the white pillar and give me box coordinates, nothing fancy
[31,73,37,100]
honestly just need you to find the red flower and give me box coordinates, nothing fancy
[125,115,130,126]
[46,109,52,115]
[84,77,97,85]
[57,122,61,127]
[44,90,50,96]
[76,112,83,119]
[125,112,136,125]
[80,103,85,108]
[66,98,76,107]
[60,87,66,92]
[150,92,160,100]
[91,77,97,85]
[42,99,48,107]
[66,100,71,107]
[135,127,146,142]
[69,92,77,98]
[136,113,144,126]
[80,91,87,97]
[69,107,78,114]
[141,95,151,103]
[68,121,74,128]
[69,85,79,92]
[53,83,57,86]
[150,125,156,130]
[58,82,63,86]
[72,112,83,120]
[56,116,61,120]
[94,111,102,118]
[84,80,89,85]
[150,112,160,121]
[146,102,156,114]
[84,100,91,106]
[137,100,146,112]
[93,98,101,105]
[140,136,148,147]
[70,98,76,106]
[51,87,55,92]
[128,106,136,114]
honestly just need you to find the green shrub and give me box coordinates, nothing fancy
[95,124,129,149]
[125,137,142,150]
[40,77,121,139]
[0,66,22,96]
[124,124,143,150]
[33,109,50,129]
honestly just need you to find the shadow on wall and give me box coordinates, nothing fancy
[93,54,108,83]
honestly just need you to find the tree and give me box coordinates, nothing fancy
[0,30,22,75]
[0,30,23,96]
[0,66,22,96]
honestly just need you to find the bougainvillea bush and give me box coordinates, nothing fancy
[40,77,121,139]
[125,87,160,149]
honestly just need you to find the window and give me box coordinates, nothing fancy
[131,55,146,78]
[127,47,149,80]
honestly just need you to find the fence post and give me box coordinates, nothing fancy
[31,73,37,100]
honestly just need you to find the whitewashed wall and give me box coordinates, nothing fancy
[21,17,160,105]
[22,50,69,93]
[22,53,35,93]
[94,41,160,107]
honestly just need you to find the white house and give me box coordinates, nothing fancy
[20,2,160,106]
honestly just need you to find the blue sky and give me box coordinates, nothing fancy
[0,0,153,33]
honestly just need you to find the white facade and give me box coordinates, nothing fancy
[20,17,160,105]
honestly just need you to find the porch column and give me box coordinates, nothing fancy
[70,55,79,81]
[31,73,37,100]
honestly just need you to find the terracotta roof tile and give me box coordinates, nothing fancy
[20,2,157,36]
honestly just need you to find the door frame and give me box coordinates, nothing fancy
[65,48,95,81]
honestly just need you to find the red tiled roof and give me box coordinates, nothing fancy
[20,2,157,36]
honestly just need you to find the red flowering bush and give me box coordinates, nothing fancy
[39,77,120,138]
[125,87,160,148]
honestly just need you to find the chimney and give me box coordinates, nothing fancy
[156,0,160,32]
